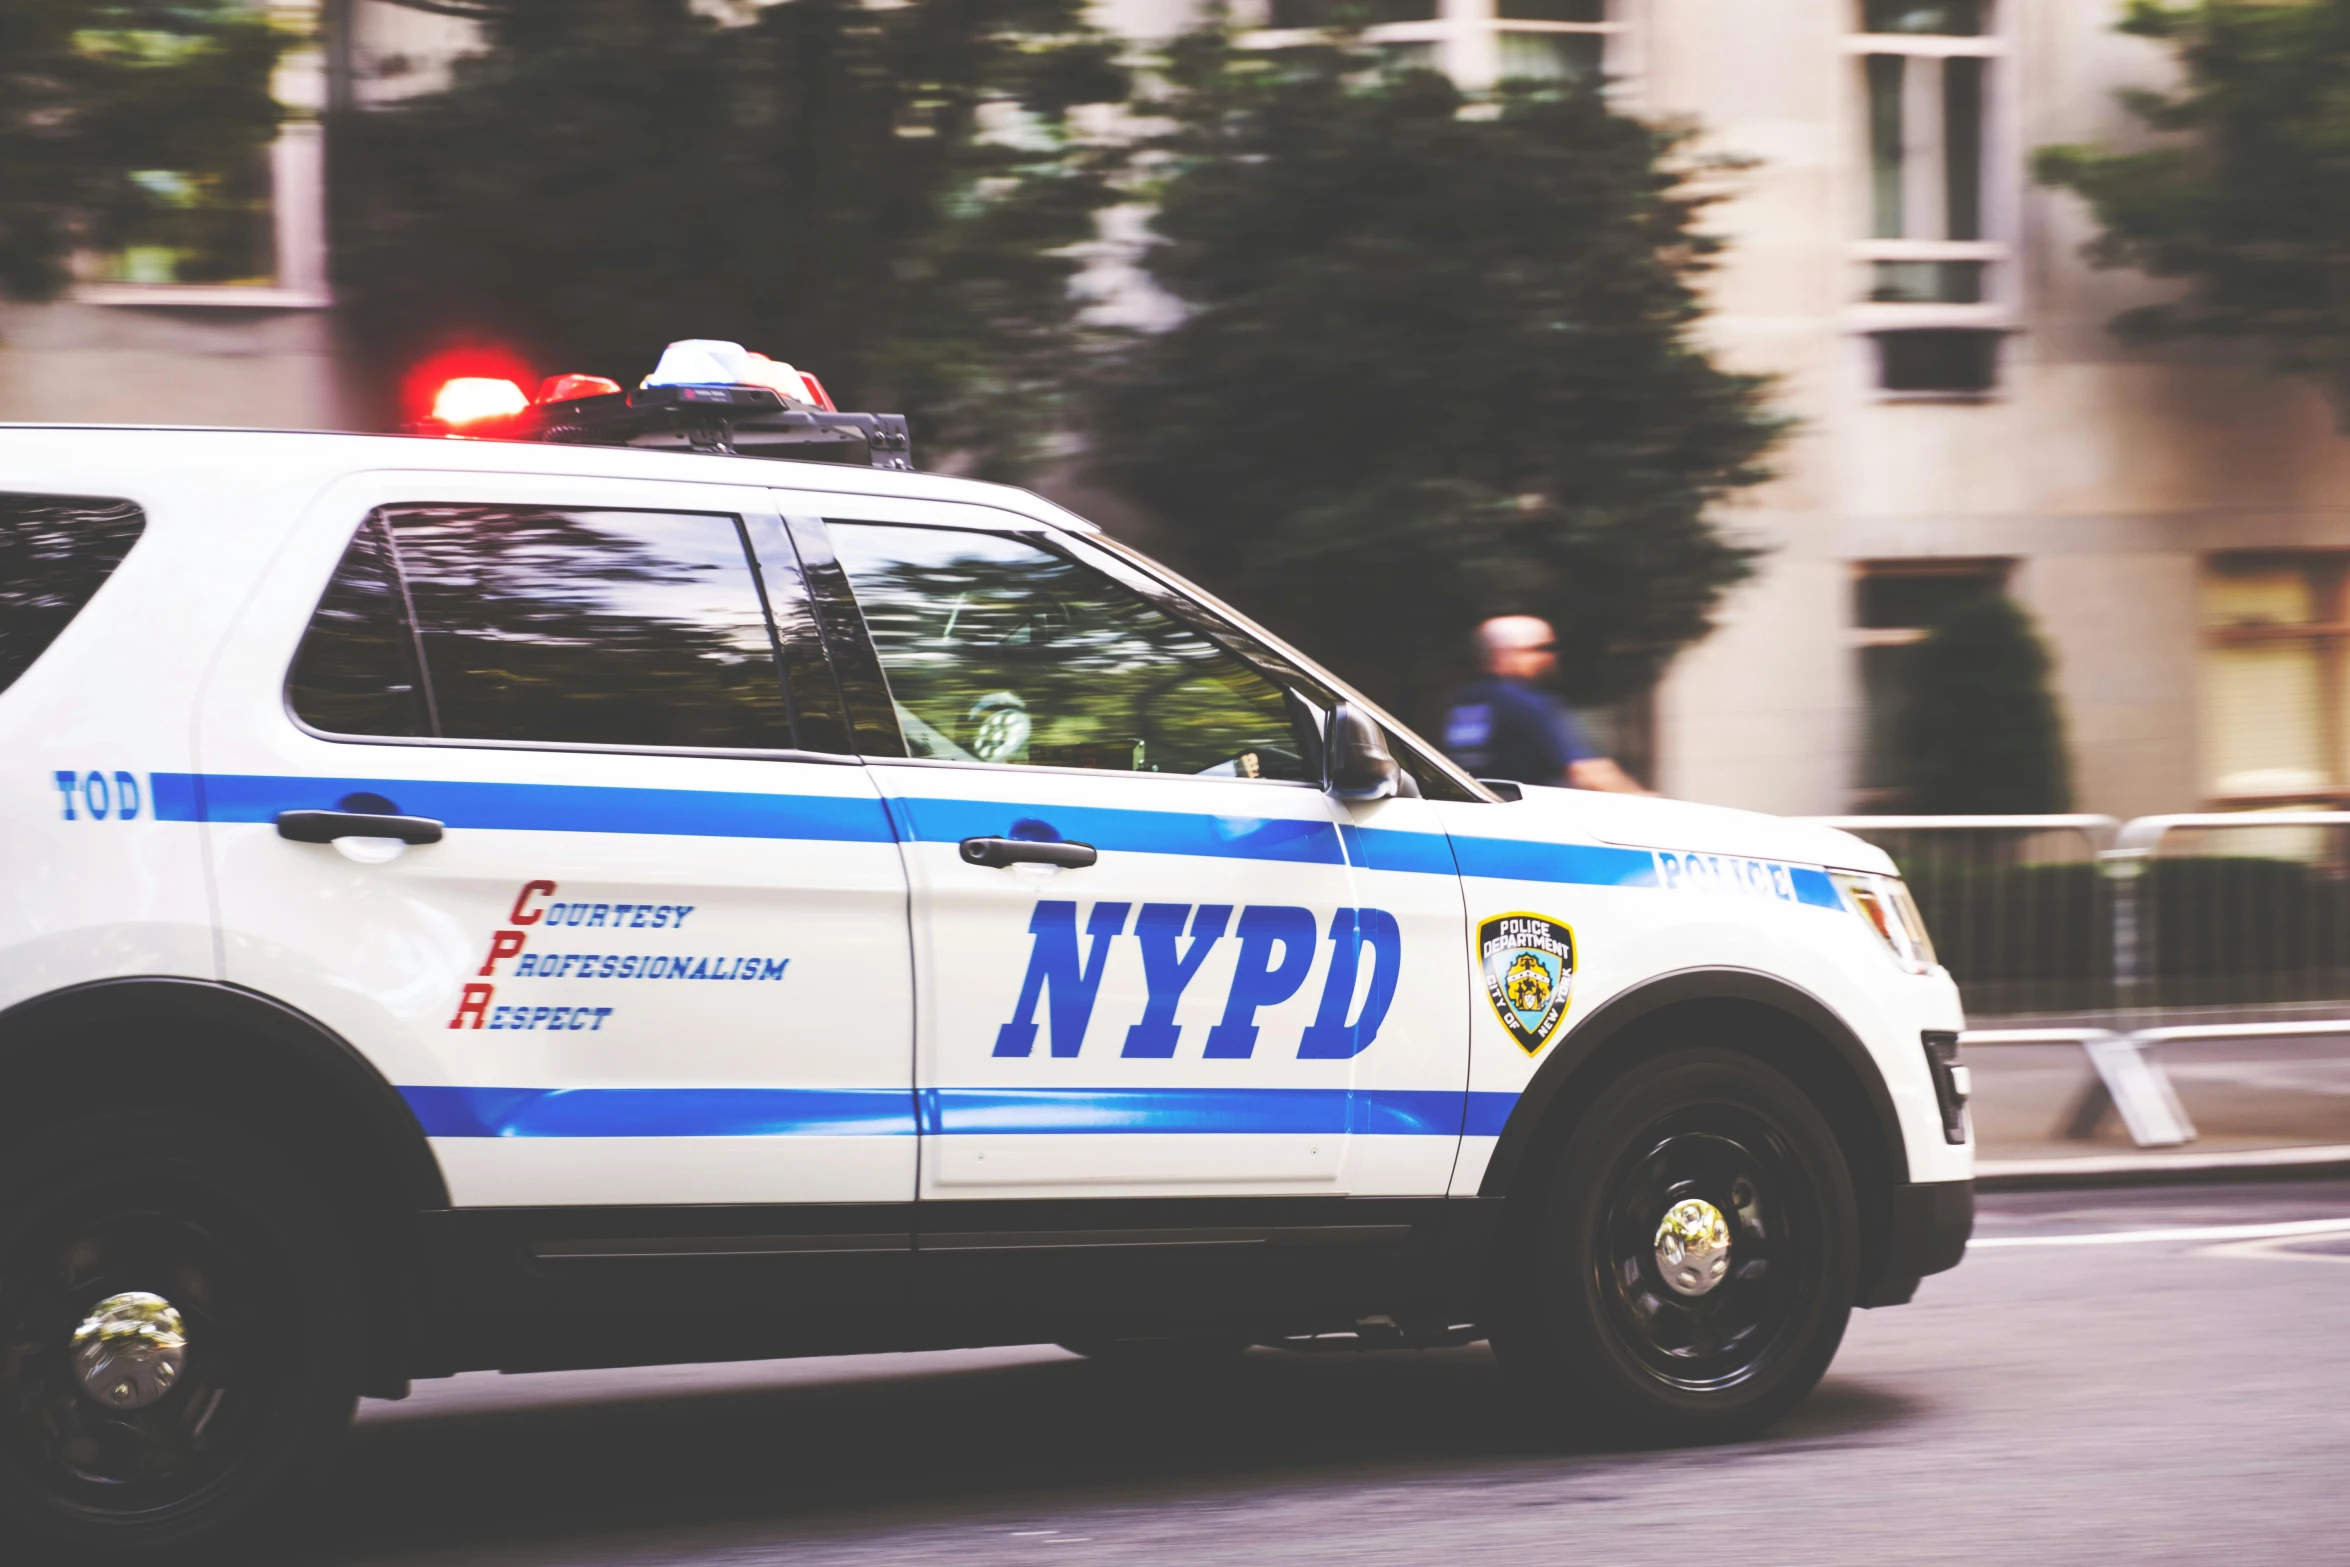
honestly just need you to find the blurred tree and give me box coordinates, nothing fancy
[338,0,1128,477]
[1893,594,2071,815]
[0,1,285,298]
[1091,33,1783,718]
[2035,0,2350,417]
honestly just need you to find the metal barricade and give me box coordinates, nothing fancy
[1805,816,2118,1020]
[1803,812,2350,1148]
[2107,813,2350,1020]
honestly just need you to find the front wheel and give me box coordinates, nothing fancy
[1490,1049,1858,1444]
[0,1111,362,1562]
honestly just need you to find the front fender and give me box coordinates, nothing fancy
[1478,965,1910,1199]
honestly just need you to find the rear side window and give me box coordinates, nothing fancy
[288,506,801,750]
[285,516,430,738]
[0,494,145,695]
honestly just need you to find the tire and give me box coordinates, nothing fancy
[1489,1048,1858,1444]
[0,1111,363,1562]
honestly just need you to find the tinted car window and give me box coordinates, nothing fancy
[286,516,431,737]
[0,494,145,695]
[829,522,1307,780]
[290,506,794,750]
[782,514,905,759]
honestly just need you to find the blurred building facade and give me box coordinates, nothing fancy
[0,2,469,435]
[1122,0,2350,818]
[1628,0,2350,821]
[6,0,2343,819]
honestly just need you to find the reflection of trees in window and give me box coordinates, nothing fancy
[831,525,1305,779]
[289,507,795,750]
[287,516,429,737]
[0,494,145,693]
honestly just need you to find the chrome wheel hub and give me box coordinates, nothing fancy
[70,1291,188,1410]
[1654,1198,1733,1297]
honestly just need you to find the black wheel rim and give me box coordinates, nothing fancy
[0,1175,290,1524]
[1593,1107,1820,1394]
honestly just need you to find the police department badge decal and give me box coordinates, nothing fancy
[1478,913,1576,1055]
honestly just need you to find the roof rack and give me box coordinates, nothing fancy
[483,383,913,471]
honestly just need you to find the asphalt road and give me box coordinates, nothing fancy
[322,1181,2350,1567]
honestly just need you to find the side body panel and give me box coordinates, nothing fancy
[0,457,307,1010]
[1433,788,1971,1193]
[1332,793,1477,1196]
[886,757,1371,1195]
[786,490,1482,1332]
[194,470,917,1209]
[781,491,1477,1204]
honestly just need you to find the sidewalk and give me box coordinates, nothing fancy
[1966,1030,2350,1188]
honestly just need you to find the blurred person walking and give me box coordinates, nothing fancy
[1441,615,1647,793]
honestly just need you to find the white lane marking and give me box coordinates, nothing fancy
[2199,1233,2350,1265]
[1973,1216,2350,1249]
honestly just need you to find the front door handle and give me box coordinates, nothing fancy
[960,836,1097,869]
[276,810,445,846]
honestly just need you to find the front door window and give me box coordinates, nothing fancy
[828,524,1308,780]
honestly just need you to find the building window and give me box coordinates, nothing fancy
[75,6,328,309]
[2201,555,2350,805]
[1849,0,2008,384]
[1852,558,2011,804]
[1873,327,2001,394]
[1246,0,1630,92]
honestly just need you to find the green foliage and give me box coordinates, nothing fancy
[338,0,1128,477]
[0,0,285,297]
[1892,594,2071,814]
[1091,34,1783,715]
[2034,0,2350,413]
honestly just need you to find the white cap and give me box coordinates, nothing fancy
[642,339,757,388]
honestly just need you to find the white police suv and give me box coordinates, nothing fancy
[0,344,1971,1559]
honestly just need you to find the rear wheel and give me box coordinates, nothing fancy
[0,1112,361,1562]
[1490,1049,1858,1443]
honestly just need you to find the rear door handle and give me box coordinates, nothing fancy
[276,810,445,846]
[959,836,1097,869]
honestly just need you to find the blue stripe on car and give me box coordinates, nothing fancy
[1787,868,1843,909]
[1340,825,1460,876]
[153,771,1841,895]
[1449,836,1661,889]
[400,1084,1522,1139]
[157,772,896,843]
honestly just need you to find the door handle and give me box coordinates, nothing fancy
[959,836,1097,869]
[276,810,445,846]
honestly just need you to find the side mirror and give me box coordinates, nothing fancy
[1327,702,1400,802]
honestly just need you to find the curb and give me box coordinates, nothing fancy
[1977,1143,2350,1192]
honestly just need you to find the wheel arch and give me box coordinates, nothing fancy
[1477,967,1912,1305]
[0,977,449,1394]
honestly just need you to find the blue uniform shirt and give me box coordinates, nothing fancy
[1441,675,1598,785]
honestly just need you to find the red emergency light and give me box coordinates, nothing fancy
[430,377,530,427]
[735,353,837,412]
[405,339,908,469]
[535,373,624,404]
